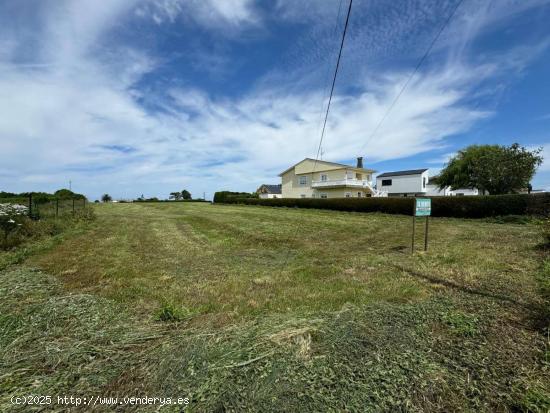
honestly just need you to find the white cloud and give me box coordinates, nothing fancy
[136,0,259,29]
[1,0,549,200]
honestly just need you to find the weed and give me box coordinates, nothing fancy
[155,301,190,322]
[441,310,480,336]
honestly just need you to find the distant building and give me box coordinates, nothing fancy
[425,176,481,196]
[257,184,282,199]
[279,157,383,199]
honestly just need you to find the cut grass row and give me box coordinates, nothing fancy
[1,267,548,412]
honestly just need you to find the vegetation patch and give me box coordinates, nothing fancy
[441,310,480,336]
[155,301,193,322]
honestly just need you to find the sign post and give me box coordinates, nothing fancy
[412,198,431,253]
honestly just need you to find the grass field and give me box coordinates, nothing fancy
[1,202,549,412]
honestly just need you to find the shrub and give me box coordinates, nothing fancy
[217,193,550,219]
[0,204,28,248]
[72,207,96,222]
[542,219,550,247]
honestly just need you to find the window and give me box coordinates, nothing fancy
[300,194,306,198]
[320,193,328,199]
[423,177,426,188]
[357,192,362,198]
[345,192,351,198]
[381,179,392,186]
[320,174,328,182]
[299,176,307,185]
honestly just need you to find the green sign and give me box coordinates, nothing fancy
[415,198,431,216]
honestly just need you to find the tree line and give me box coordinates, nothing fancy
[100,189,194,203]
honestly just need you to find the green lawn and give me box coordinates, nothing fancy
[1,202,549,411]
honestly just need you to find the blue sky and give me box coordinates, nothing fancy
[1,0,550,200]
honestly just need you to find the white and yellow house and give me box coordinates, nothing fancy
[279,157,380,199]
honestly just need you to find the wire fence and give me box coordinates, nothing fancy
[0,195,87,220]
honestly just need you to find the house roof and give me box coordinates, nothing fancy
[278,158,375,176]
[257,184,282,194]
[377,169,428,178]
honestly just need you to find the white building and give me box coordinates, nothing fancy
[376,170,481,197]
[376,169,430,197]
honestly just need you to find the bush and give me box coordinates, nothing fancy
[217,193,550,219]
[72,207,96,222]
[0,204,28,249]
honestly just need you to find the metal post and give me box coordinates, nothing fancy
[424,216,429,251]
[56,198,59,218]
[411,215,416,254]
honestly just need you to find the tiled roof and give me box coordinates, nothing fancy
[258,184,282,194]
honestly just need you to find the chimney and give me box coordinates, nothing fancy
[356,156,363,168]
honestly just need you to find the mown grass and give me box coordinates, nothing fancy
[27,203,543,322]
[1,202,549,412]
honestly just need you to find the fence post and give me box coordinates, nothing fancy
[28,193,32,218]
[56,198,59,218]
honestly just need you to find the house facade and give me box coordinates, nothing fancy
[376,170,481,197]
[280,157,378,199]
[376,169,430,197]
[257,184,282,199]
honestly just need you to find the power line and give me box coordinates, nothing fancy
[315,0,345,135]
[313,0,353,172]
[360,0,465,153]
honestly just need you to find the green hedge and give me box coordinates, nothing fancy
[213,191,258,203]
[217,193,550,218]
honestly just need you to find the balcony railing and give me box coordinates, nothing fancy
[311,178,373,188]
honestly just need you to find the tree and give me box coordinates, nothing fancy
[54,189,85,200]
[101,194,112,203]
[437,144,543,195]
[181,189,192,200]
[169,192,182,201]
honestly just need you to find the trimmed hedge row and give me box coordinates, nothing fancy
[216,193,550,218]
[213,191,257,203]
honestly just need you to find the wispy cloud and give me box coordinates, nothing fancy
[135,0,259,29]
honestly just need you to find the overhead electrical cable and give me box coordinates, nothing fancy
[316,0,345,143]
[313,0,353,172]
[360,0,465,152]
